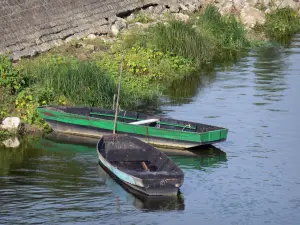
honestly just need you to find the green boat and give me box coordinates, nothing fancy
[37,106,228,149]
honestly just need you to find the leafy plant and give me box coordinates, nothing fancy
[15,87,55,124]
[0,55,26,94]
[98,45,195,107]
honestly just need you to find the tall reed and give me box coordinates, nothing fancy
[193,5,250,51]
[23,56,117,107]
[128,5,250,67]
[145,21,214,65]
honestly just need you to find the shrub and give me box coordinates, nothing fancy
[15,87,55,124]
[0,55,25,94]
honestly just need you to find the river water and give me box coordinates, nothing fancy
[1,35,300,225]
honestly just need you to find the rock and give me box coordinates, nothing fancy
[2,137,20,148]
[145,6,154,13]
[87,34,96,39]
[261,0,271,7]
[153,5,166,14]
[179,3,197,12]
[240,6,265,28]
[276,0,297,9]
[116,19,127,30]
[0,117,21,130]
[186,3,197,12]
[117,17,127,24]
[179,3,189,11]
[169,5,180,13]
[111,24,120,37]
[174,13,190,23]
[233,0,246,11]
[219,1,234,15]
[111,19,127,37]
[265,7,271,14]
[247,0,259,7]
[126,14,135,22]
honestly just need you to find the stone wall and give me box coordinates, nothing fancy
[0,0,178,60]
[1,0,300,60]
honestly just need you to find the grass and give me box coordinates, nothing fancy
[22,56,117,108]
[255,7,300,44]
[193,6,250,51]
[123,5,251,67]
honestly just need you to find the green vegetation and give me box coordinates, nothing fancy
[0,55,25,94]
[98,45,195,106]
[132,12,155,24]
[22,56,117,107]
[256,7,300,43]
[1,5,299,131]
[121,6,251,67]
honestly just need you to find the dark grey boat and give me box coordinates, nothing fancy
[97,135,184,196]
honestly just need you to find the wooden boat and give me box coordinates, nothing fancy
[37,106,228,149]
[97,135,184,196]
[37,105,228,149]
[97,164,185,210]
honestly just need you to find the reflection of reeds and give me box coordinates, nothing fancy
[165,70,217,105]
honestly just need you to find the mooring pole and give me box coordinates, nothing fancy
[113,55,124,134]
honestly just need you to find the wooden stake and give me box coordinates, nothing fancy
[112,94,116,110]
[141,161,150,171]
[113,55,124,135]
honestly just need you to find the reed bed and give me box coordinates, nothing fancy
[126,6,251,67]
[23,57,117,107]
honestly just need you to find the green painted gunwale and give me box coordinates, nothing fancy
[37,107,228,144]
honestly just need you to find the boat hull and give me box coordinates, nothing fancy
[97,135,184,196]
[37,106,228,149]
[98,161,180,196]
[45,119,227,149]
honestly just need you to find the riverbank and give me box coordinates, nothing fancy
[1,4,300,135]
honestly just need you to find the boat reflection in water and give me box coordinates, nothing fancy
[97,164,185,211]
[167,145,227,169]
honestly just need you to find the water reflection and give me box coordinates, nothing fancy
[39,133,227,169]
[165,70,217,105]
[97,165,185,211]
[0,137,43,176]
[170,145,227,169]
[253,46,287,104]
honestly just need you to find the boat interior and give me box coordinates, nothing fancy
[52,106,224,133]
[98,135,183,178]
